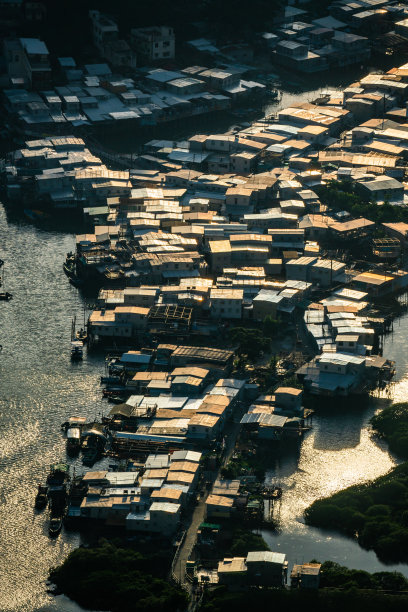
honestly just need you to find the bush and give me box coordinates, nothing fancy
[230,529,269,557]
[371,403,408,459]
[319,181,408,225]
[200,581,408,612]
[49,542,188,612]
[305,462,408,562]
[263,315,280,338]
[366,505,390,517]
[229,327,270,361]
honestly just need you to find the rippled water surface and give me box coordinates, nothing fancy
[1,202,408,611]
[0,204,106,611]
[262,317,408,574]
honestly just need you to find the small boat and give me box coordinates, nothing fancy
[64,254,83,287]
[63,261,74,277]
[61,415,87,432]
[81,425,107,465]
[262,486,283,499]
[101,375,122,385]
[47,463,70,488]
[35,484,48,510]
[0,260,12,300]
[271,487,282,500]
[49,514,63,537]
[71,340,83,361]
[46,464,69,536]
[82,446,98,466]
[76,328,88,342]
[66,426,81,455]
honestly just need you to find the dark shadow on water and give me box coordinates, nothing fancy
[264,438,303,482]
[2,202,87,236]
[306,396,378,451]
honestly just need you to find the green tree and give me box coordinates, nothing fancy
[49,542,188,612]
[263,315,280,338]
[229,327,270,360]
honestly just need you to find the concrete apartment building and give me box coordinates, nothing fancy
[131,26,175,61]
[4,37,51,89]
[210,288,243,319]
[89,10,118,55]
[89,10,136,69]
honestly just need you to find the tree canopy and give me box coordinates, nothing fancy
[49,541,188,612]
[304,461,408,562]
[229,327,270,361]
[371,403,408,459]
[318,180,408,225]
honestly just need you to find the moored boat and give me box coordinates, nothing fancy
[45,463,70,536]
[61,415,87,433]
[71,340,83,361]
[64,254,83,287]
[81,425,107,466]
[35,484,48,510]
[49,513,63,537]
[0,260,12,300]
[75,328,88,343]
[66,426,81,455]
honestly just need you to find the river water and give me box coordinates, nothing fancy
[1,202,407,611]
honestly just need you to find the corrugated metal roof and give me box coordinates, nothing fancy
[241,413,288,427]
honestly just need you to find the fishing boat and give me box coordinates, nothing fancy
[81,425,107,466]
[49,514,63,537]
[61,415,87,433]
[71,314,87,355]
[0,259,12,300]
[46,463,70,493]
[82,446,98,466]
[45,464,70,537]
[63,255,75,278]
[76,328,88,342]
[71,340,83,361]
[63,253,83,287]
[34,484,48,510]
[100,375,122,385]
[66,426,81,455]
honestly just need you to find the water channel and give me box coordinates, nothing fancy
[1,201,408,611]
[1,59,408,611]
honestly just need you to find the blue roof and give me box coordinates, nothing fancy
[20,38,49,55]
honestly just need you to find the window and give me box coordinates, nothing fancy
[163,41,170,47]
[154,42,159,48]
